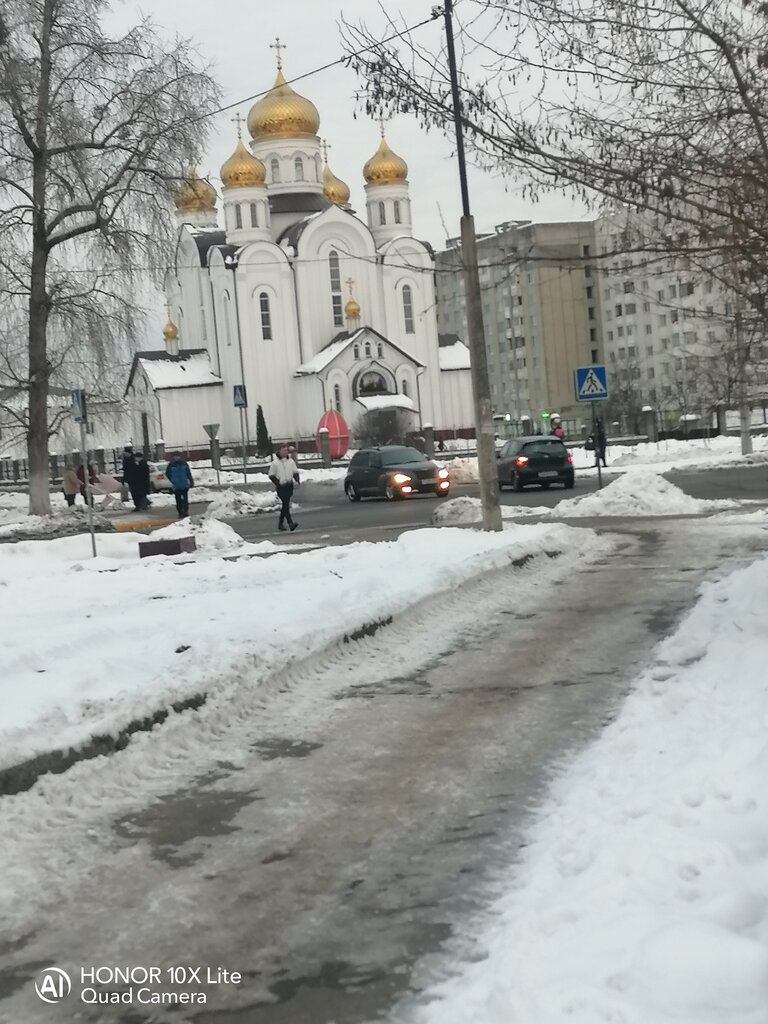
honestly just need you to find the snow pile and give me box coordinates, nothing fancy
[441,456,478,484]
[433,496,548,525]
[410,554,768,1024]
[0,508,114,541]
[0,523,604,771]
[556,469,736,517]
[203,488,279,519]
[0,532,142,581]
[152,516,246,553]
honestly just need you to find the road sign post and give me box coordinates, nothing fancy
[574,366,608,490]
[71,389,96,557]
[233,386,248,484]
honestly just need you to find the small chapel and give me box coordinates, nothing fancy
[126,43,474,452]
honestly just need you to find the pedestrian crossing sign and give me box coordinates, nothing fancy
[574,365,609,402]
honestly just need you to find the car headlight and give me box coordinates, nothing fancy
[392,472,411,485]
[438,468,449,479]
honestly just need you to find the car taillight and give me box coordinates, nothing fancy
[515,455,529,466]
[567,454,573,463]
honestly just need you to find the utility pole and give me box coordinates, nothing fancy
[728,204,753,455]
[443,0,502,531]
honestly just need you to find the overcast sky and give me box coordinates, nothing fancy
[127,0,585,246]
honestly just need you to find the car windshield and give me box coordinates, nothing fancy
[380,447,428,466]
[522,441,567,456]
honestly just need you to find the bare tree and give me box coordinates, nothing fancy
[0,0,220,513]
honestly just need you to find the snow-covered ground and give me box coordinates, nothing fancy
[434,471,741,525]
[404,551,768,1024]
[0,519,597,773]
[192,465,346,487]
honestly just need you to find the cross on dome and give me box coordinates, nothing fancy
[346,277,355,295]
[270,36,286,70]
[232,112,245,139]
[321,138,331,164]
[377,116,388,138]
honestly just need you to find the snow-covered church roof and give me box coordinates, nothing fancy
[126,350,223,393]
[295,327,426,376]
[438,333,472,371]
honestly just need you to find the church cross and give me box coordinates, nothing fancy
[321,138,331,164]
[346,277,355,296]
[377,116,388,138]
[270,37,286,70]
[232,112,245,139]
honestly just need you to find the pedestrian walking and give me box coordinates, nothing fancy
[268,445,299,532]
[62,464,79,507]
[165,452,194,518]
[124,452,151,511]
[76,461,97,506]
[595,418,608,467]
[550,415,565,440]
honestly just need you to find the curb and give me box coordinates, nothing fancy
[112,517,179,532]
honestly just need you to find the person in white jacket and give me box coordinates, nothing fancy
[268,446,300,532]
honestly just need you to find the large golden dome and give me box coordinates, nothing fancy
[220,137,266,189]
[323,162,350,205]
[175,167,217,213]
[247,69,320,140]
[363,136,408,185]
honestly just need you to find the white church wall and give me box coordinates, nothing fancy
[156,387,226,450]
[438,370,475,431]
[290,374,325,438]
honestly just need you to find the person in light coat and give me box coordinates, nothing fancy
[62,464,79,506]
[268,445,300,532]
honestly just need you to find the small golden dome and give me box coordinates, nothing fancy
[163,317,178,342]
[220,137,267,189]
[344,296,361,321]
[323,163,351,205]
[247,69,320,140]
[175,167,217,213]
[363,136,408,185]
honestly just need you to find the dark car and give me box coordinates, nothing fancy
[497,436,575,491]
[344,446,451,501]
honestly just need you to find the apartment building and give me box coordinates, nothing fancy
[435,220,602,436]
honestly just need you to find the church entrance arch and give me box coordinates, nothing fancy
[354,367,394,397]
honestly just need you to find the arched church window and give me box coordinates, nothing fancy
[402,285,415,334]
[294,156,304,181]
[358,370,388,396]
[334,384,342,412]
[364,340,371,358]
[401,378,409,397]
[353,343,360,360]
[377,342,383,358]
[270,158,281,183]
[222,291,232,347]
[329,251,343,326]
[394,200,402,224]
[378,201,386,226]
[235,205,243,230]
[259,292,273,340]
[250,202,258,228]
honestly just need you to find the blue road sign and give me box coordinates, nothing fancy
[233,384,248,409]
[574,365,609,402]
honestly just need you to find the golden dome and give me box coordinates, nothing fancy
[163,317,178,342]
[323,163,350,205]
[344,296,361,321]
[175,167,217,213]
[363,136,408,185]
[220,137,266,189]
[247,69,320,140]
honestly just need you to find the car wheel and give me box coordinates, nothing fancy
[564,477,575,490]
[512,472,524,492]
[346,482,361,502]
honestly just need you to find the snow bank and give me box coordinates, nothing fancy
[409,552,768,1024]
[441,456,478,484]
[151,516,247,553]
[203,488,279,519]
[556,469,736,517]
[0,523,601,771]
[433,496,548,525]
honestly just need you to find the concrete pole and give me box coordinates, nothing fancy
[318,427,332,469]
[423,423,435,459]
[444,0,502,531]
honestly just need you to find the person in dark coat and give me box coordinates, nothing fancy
[595,418,608,467]
[124,452,151,511]
[165,453,194,518]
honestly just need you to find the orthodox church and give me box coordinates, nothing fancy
[126,47,473,451]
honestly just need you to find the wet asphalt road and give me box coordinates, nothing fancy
[229,463,768,544]
[2,517,767,1023]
